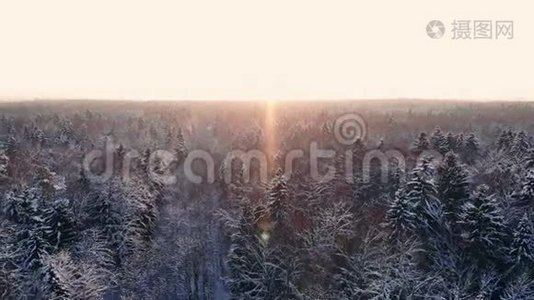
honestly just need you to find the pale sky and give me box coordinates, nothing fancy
[0,0,532,101]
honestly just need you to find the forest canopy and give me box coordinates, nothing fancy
[1,100,534,299]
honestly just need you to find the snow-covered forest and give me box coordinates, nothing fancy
[1,100,534,299]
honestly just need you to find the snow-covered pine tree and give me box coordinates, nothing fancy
[446,132,458,152]
[492,166,519,200]
[164,127,173,148]
[497,130,509,152]
[265,169,290,232]
[55,118,74,146]
[0,151,8,178]
[377,138,385,151]
[498,130,515,153]
[510,213,534,267]
[19,227,49,270]
[525,149,534,170]
[76,167,90,194]
[140,148,151,176]
[5,118,16,136]
[463,133,480,163]
[42,198,77,250]
[23,124,31,141]
[405,158,438,219]
[40,254,70,300]
[2,189,22,222]
[352,137,367,162]
[175,128,188,163]
[412,132,430,153]
[114,143,126,175]
[513,170,534,207]
[0,224,26,299]
[356,151,385,202]
[512,131,530,159]
[385,189,416,242]
[436,152,470,224]
[88,180,132,266]
[456,133,465,153]
[431,126,448,154]
[321,120,332,136]
[129,181,157,243]
[387,158,405,197]
[402,158,454,257]
[30,125,45,147]
[3,187,39,224]
[36,166,56,203]
[5,133,18,159]
[501,276,534,300]
[459,185,507,265]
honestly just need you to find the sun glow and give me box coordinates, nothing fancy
[1,1,532,101]
[264,101,277,161]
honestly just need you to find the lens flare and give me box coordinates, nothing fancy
[264,100,277,160]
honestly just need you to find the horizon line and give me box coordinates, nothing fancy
[1,97,533,104]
